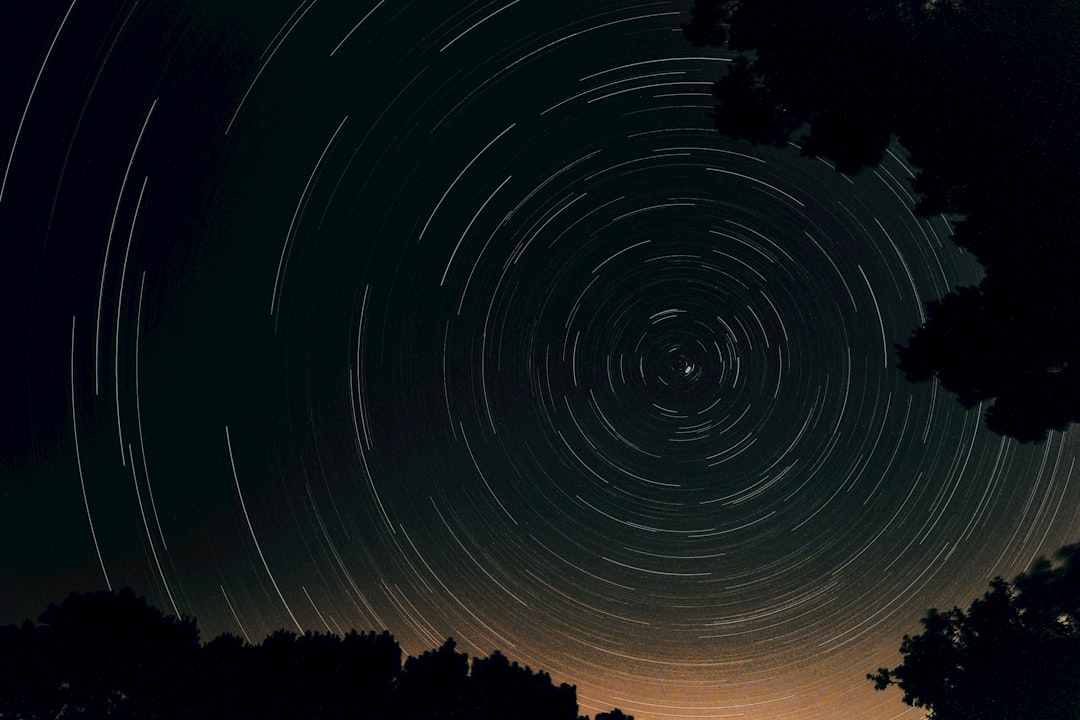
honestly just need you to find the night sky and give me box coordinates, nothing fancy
[3,2,1079,719]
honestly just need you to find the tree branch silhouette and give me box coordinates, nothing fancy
[684,0,1080,442]
[869,543,1080,719]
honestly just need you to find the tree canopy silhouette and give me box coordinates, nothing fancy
[684,0,1080,442]
[869,542,1080,719]
[0,588,631,720]
[470,649,581,720]
[0,588,200,719]
[595,710,635,720]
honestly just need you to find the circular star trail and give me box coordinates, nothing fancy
[3,2,1078,719]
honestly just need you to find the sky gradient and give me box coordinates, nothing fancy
[3,2,1079,718]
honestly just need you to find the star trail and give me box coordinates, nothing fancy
[3,2,1078,719]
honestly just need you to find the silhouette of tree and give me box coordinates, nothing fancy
[471,649,579,720]
[0,588,201,719]
[197,627,401,720]
[869,543,1080,719]
[0,620,50,719]
[681,0,735,47]
[684,0,1080,441]
[198,631,251,719]
[339,629,402,718]
[0,590,626,720]
[595,709,635,720]
[396,637,472,720]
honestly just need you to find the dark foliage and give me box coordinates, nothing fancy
[0,588,201,719]
[595,710,635,720]
[199,628,402,720]
[869,543,1080,719]
[470,649,580,720]
[0,588,627,720]
[681,0,736,47]
[684,0,1080,441]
